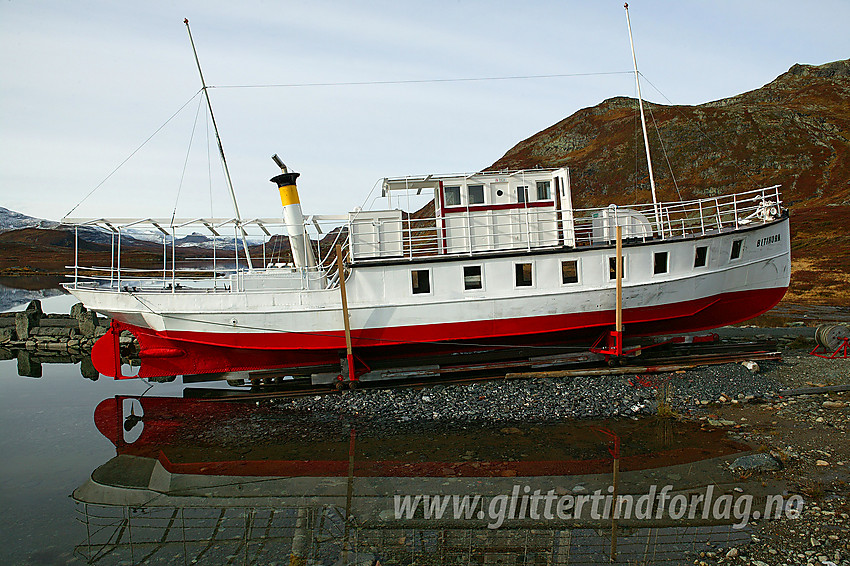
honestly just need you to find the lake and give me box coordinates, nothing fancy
[1,291,762,565]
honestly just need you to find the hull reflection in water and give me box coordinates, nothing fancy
[74,395,759,565]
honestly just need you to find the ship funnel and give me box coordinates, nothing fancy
[270,158,316,270]
[272,153,288,173]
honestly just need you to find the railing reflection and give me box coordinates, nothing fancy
[72,395,764,565]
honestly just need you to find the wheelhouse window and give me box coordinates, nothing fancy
[463,265,483,290]
[561,260,579,284]
[730,239,744,260]
[608,257,626,280]
[468,184,485,205]
[444,186,461,206]
[515,263,533,287]
[653,251,669,275]
[516,186,528,203]
[694,246,708,268]
[536,181,551,200]
[411,269,430,294]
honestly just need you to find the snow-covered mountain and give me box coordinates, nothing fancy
[0,207,266,250]
[0,207,60,233]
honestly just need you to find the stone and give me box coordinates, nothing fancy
[823,401,847,409]
[77,309,99,337]
[70,302,87,318]
[80,356,99,381]
[725,547,738,558]
[15,308,41,340]
[16,350,41,378]
[729,453,783,472]
[816,460,829,466]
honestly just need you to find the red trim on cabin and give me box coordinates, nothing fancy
[441,200,555,214]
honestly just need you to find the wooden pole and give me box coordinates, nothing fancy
[615,225,623,355]
[611,457,619,561]
[342,427,356,563]
[336,244,356,381]
[615,226,623,332]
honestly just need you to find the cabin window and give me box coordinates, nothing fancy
[536,181,551,200]
[463,265,483,290]
[411,269,431,294]
[561,260,579,284]
[444,186,461,206]
[694,246,708,268]
[517,186,528,203]
[653,251,669,275]
[468,184,485,205]
[730,239,743,260]
[515,263,533,287]
[608,256,626,280]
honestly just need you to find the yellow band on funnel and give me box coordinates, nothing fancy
[278,185,300,206]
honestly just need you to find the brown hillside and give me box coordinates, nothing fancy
[491,59,850,307]
[491,60,850,209]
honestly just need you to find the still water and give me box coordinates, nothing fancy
[1,292,756,565]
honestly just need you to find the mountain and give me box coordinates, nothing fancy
[0,210,287,278]
[491,59,850,208]
[1,61,847,306]
[0,206,59,233]
[490,59,850,305]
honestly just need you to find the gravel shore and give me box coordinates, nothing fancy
[275,339,847,425]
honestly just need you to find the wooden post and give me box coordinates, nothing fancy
[597,427,621,563]
[342,427,356,563]
[611,457,619,561]
[614,225,623,356]
[336,244,356,381]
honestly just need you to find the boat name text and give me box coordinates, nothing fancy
[755,234,781,247]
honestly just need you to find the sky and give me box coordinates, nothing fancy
[1,0,848,223]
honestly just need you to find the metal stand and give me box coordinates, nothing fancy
[810,338,849,359]
[591,226,624,360]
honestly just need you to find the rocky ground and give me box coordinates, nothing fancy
[269,330,849,565]
[687,353,850,566]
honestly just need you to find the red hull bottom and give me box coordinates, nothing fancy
[93,286,787,379]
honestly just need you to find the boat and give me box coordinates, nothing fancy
[62,11,791,384]
[72,396,752,563]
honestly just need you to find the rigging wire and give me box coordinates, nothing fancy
[171,94,206,226]
[637,72,764,190]
[206,97,214,219]
[647,104,683,201]
[209,71,634,90]
[62,90,203,220]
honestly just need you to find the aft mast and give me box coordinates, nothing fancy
[184,18,254,269]
[624,3,661,233]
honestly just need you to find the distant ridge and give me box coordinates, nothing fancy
[0,206,59,233]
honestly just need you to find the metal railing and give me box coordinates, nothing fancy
[63,186,782,294]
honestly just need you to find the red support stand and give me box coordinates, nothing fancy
[810,338,849,359]
[590,330,624,357]
[590,330,720,362]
